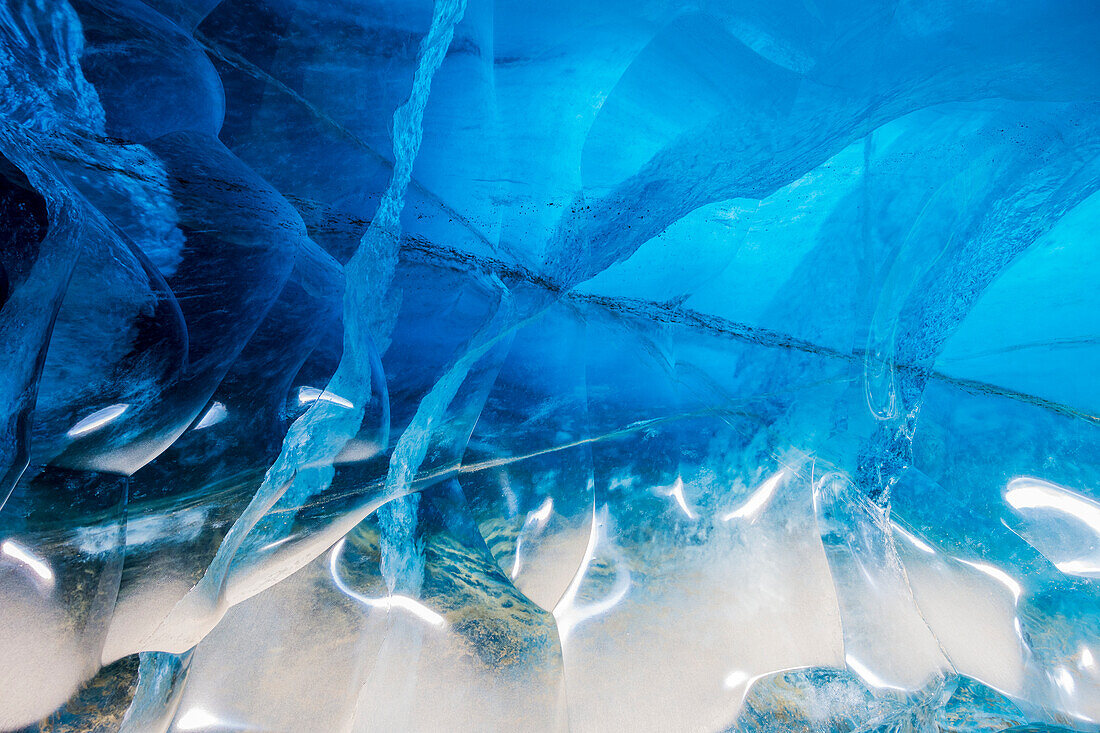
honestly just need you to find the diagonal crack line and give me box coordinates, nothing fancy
[193,30,511,260]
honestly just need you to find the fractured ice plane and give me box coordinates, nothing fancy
[0,0,1099,730]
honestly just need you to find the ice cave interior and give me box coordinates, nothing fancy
[1,0,1099,730]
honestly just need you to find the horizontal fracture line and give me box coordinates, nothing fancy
[398,241,1100,426]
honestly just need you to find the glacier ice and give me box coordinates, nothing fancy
[1,0,1100,730]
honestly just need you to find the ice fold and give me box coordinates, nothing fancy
[2,0,1100,731]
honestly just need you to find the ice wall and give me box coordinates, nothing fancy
[1,0,1099,730]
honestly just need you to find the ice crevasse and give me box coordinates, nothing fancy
[1,0,1099,730]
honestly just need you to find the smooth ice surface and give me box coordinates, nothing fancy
[1,0,1099,731]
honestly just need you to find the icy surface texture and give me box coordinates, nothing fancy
[0,0,1099,730]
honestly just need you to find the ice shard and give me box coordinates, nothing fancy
[1,0,1099,730]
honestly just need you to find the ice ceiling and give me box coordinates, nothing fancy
[1,0,1099,730]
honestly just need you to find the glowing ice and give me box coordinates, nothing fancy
[0,0,1098,730]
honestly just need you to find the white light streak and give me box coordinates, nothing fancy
[845,654,906,691]
[723,471,784,522]
[958,558,1022,602]
[175,708,222,731]
[67,403,129,438]
[194,402,227,430]
[662,477,696,520]
[1055,667,1077,695]
[2,540,54,583]
[723,670,750,690]
[1005,477,1100,576]
[891,522,936,554]
[329,538,445,628]
[511,498,555,579]
[553,505,631,642]
[298,386,354,409]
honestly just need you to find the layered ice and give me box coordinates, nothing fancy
[1,0,1099,730]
